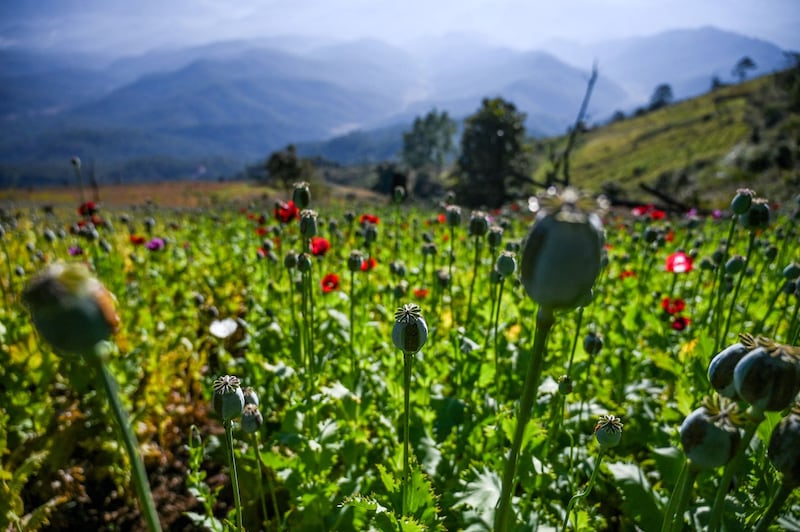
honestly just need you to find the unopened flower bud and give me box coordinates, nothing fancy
[22,262,120,355]
[213,375,245,421]
[783,263,800,280]
[594,414,623,449]
[364,223,378,245]
[392,303,428,354]
[519,189,604,310]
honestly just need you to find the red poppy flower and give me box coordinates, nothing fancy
[359,213,380,225]
[256,247,268,259]
[619,269,636,279]
[255,227,268,236]
[665,230,675,242]
[78,201,97,216]
[631,205,652,217]
[413,288,429,299]
[321,273,339,293]
[247,213,256,220]
[361,257,377,271]
[649,209,666,221]
[274,200,299,223]
[130,235,146,245]
[671,316,691,331]
[437,213,446,224]
[661,296,686,315]
[666,251,693,273]
[257,214,267,225]
[310,236,330,256]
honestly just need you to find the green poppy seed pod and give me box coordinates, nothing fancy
[300,209,318,238]
[241,403,263,433]
[392,303,428,354]
[436,268,450,288]
[730,188,755,215]
[297,253,312,273]
[583,331,603,355]
[348,250,364,272]
[293,181,311,209]
[708,341,750,399]
[490,269,503,284]
[284,250,298,270]
[643,227,659,244]
[505,241,520,253]
[22,262,120,355]
[739,198,770,231]
[734,346,800,412]
[768,407,800,487]
[783,263,800,280]
[594,414,623,449]
[43,229,56,242]
[765,245,778,263]
[393,280,409,299]
[699,257,715,271]
[680,406,740,469]
[558,375,573,395]
[390,261,407,278]
[487,225,504,248]
[496,251,517,277]
[422,243,437,257]
[725,255,745,274]
[519,197,604,310]
[364,223,378,245]
[445,205,461,227]
[711,248,725,265]
[243,386,259,407]
[213,375,245,421]
[784,280,798,295]
[468,210,489,237]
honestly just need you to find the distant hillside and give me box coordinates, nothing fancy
[0,26,792,186]
[534,69,800,208]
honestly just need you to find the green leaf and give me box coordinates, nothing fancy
[605,461,665,532]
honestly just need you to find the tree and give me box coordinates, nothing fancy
[264,144,316,190]
[649,83,674,110]
[454,97,532,208]
[401,109,457,171]
[732,56,757,82]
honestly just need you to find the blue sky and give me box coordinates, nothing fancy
[1,0,798,55]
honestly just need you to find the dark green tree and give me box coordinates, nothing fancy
[649,83,674,110]
[401,109,457,171]
[732,56,757,82]
[454,97,532,208]
[265,144,316,190]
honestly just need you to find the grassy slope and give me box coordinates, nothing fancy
[534,73,798,208]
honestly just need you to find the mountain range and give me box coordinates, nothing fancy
[0,26,793,186]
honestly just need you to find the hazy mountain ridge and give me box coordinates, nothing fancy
[0,26,792,185]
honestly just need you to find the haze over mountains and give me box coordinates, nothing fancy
[0,26,794,185]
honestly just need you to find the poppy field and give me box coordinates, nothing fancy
[1,184,800,531]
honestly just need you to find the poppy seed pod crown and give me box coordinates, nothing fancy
[519,188,605,310]
[22,262,120,355]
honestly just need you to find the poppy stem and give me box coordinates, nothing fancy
[560,449,605,532]
[494,306,554,532]
[466,235,482,323]
[721,231,756,348]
